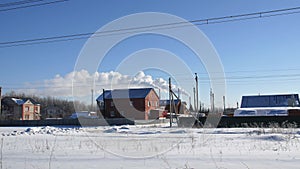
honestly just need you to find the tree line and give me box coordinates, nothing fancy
[3,91,92,119]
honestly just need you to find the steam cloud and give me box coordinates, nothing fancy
[24,70,189,99]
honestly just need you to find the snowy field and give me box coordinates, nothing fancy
[0,124,300,169]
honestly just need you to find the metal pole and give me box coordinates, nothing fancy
[210,88,215,112]
[193,88,197,112]
[0,87,2,115]
[189,96,191,111]
[91,89,94,111]
[169,78,172,127]
[223,96,226,112]
[195,73,199,112]
[102,89,106,118]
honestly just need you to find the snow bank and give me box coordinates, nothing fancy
[1,126,82,136]
[0,126,299,169]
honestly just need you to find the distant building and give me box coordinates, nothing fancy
[234,94,300,116]
[159,99,181,108]
[160,99,189,115]
[1,97,41,120]
[42,106,66,119]
[223,108,236,117]
[96,88,159,120]
[69,111,98,119]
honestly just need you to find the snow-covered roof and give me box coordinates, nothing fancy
[11,98,25,105]
[96,88,155,101]
[3,97,40,106]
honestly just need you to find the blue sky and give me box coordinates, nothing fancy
[1,0,300,107]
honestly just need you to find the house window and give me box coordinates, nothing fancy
[25,115,29,120]
[148,101,151,107]
[34,107,38,112]
[25,106,29,112]
[110,111,115,117]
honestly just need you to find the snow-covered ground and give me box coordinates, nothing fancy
[0,124,300,169]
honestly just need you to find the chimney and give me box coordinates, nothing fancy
[158,88,161,100]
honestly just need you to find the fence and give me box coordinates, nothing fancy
[0,118,134,127]
[178,116,300,128]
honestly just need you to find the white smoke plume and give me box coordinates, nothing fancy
[24,70,190,99]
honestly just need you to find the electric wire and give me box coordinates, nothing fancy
[0,0,45,8]
[1,5,300,92]
[1,6,300,48]
[0,0,69,12]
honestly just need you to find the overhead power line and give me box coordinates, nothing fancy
[0,0,44,8]
[190,6,300,24]
[1,6,300,48]
[0,0,69,12]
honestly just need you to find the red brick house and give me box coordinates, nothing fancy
[96,88,159,120]
[1,97,41,120]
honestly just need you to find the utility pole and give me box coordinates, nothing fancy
[199,101,202,112]
[0,87,2,115]
[169,78,172,127]
[210,88,215,112]
[193,87,196,112]
[189,96,191,110]
[91,89,94,111]
[223,96,226,112]
[103,89,106,117]
[195,73,199,112]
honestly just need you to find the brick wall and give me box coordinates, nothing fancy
[103,89,160,120]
